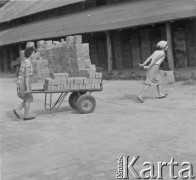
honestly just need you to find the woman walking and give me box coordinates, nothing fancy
[13,46,36,120]
[137,41,168,103]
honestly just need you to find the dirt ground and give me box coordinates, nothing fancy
[0,78,196,180]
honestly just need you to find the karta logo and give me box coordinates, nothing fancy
[116,156,195,179]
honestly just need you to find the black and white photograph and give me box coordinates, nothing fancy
[0,0,196,179]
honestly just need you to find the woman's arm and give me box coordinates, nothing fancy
[146,58,156,69]
[138,54,153,67]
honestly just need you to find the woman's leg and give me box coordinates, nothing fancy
[138,85,150,100]
[157,84,165,97]
[24,101,30,118]
[15,101,25,113]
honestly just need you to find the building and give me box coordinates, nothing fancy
[0,0,196,73]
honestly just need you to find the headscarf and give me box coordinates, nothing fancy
[157,41,167,49]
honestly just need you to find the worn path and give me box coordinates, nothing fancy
[0,79,196,180]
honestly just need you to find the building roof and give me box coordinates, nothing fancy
[0,0,85,23]
[0,0,196,46]
[0,0,9,8]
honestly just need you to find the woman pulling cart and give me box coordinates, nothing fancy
[137,40,169,103]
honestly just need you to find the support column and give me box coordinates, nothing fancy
[9,46,14,72]
[106,31,113,74]
[3,47,8,72]
[166,22,174,70]
[19,44,22,52]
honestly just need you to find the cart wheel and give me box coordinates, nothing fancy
[77,94,96,114]
[69,92,86,110]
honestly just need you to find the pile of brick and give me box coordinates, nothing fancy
[31,58,50,83]
[23,35,97,84]
[160,70,175,84]
[43,66,102,91]
[36,35,91,77]
[188,47,196,67]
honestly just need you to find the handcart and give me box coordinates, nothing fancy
[31,81,103,114]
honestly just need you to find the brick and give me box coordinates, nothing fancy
[63,84,69,90]
[67,78,74,85]
[60,79,67,85]
[70,84,74,90]
[60,84,64,90]
[79,84,83,90]
[79,69,91,77]
[66,36,75,44]
[37,40,45,49]
[74,77,85,84]
[45,78,54,85]
[97,73,102,79]
[91,84,95,90]
[98,84,101,89]
[43,59,49,66]
[84,78,90,84]
[53,79,61,85]
[89,72,96,79]
[73,85,77,90]
[94,84,98,90]
[52,73,69,80]
[44,85,58,91]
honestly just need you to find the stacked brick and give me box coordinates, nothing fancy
[76,42,91,70]
[188,47,196,67]
[159,70,175,84]
[43,70,102,91]
[22,35,98,84]
[25,35,104,92]
[36,36,91,77]
[31,58,50,83]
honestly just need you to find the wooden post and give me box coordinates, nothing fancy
[9,46,14,71]
[166,22,174,70]
[106,31,113,74]
[3,47,8,72]
[19,44,22,51]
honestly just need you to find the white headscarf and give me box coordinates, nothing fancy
[157,41,167,49]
